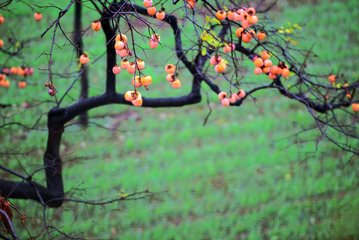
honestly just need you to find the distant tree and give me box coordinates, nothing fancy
[0,0,358,238]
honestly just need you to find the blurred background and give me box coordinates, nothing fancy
[0,0,358,239]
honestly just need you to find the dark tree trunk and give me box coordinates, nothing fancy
[74,0,89,127]
[0,108,66,207]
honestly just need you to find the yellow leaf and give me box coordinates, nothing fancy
[285,28,294,34]
[201,47,207,56]
[205,16,211,23]
[210,18,221,26]
[293,23,302,30]
[119,190,129,198]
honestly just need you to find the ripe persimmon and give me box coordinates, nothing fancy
[254,57,264,67]
[91,21,101,31]
[257,32,266,41]
[147,6,156,16]
[0,80,10,88]
[210,55,222,65]
[241,20,250,29]
[125,90,142,103]
[136,59,145,70]
[246,7,256,15]
[268,73,277,80]
[186,0,196,9]
[131,76,142,87]
[112,65,121,75]
[261,50,270,60]
[0,39,3,48]
[352,103,359,112]
[227,10,237,21]
[132,97,143,107]
[254,67,262,75]
[125,91,135,101]
[127,62,136,74]
[221,98,230,106]
[149,40,159,49]
[17,68,25,76]
[171,79,181,89]
[156,11,166,20]
[166,74,175,82]
[141,75,153,87]
[218,91,227,100]
[151,33,161,42]
[116,34,128,43]
[18,81,27,89]
[235,27,244,37]
[117,49,129,57]
[10,67,18,75]
[79,54,89,65]
[241,32,252,43]
[215,61,227,73]
[248,15,258,25]
[165,64,176,74]
[143,0,152,8]
[262,67,270,73]
[281,68,290,78]
[223,43,235,53]
[262,67,270,74]
[0,15,4,24]
[236,9,245,21]
[216,10,227,21]
[270,66,281,75]
[121,59,129,69]
[34,12,42,22]
[264,59,272,67]
[237,89,246,99]
[114,41,125,50]
[328,74,336,83]
[2,68,10,74]
[229,93,240,103]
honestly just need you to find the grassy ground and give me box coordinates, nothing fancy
[0,0,358,239]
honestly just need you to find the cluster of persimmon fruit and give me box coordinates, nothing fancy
[210,55,227,74]
[235,27,265,44]
[253,50,290,79]
[0,13,39,89]
[327,74,358,112]
[88,18,165,107]
[0,67,33,89]
[164,64,181,88]
[208,7,266,75]
[217,89,246,106]
[124,90,143,107]
[216,7,266,43]
[143,0,166,21]
[216,7,258,26]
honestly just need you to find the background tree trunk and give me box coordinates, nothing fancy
[74,0,89,127]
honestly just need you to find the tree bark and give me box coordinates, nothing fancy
[74,0,89,127]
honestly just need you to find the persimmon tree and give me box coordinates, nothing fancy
[0,0,358,238]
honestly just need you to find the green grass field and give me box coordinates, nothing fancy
[0,0,358,239]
